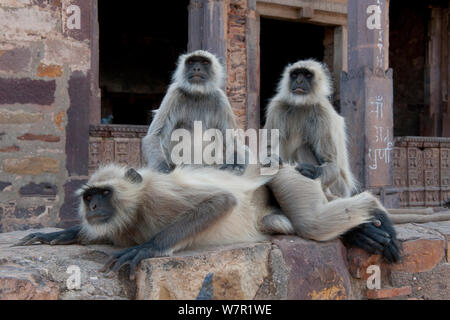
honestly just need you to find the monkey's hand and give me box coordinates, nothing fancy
[296,163,323,180]
[219,163,246,174]
[261,154,284,168]
[14,225,82,246]
[156,161,172,174]
[101,240,166,280]
[342,209,401,263]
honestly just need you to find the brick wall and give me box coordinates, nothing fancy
[0,0,93,232]
[226,0,248,128]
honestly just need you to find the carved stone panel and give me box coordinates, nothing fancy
[393,147,408,206]
[407,147,424,206]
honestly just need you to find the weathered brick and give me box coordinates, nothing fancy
[0,47,31,74]
[32,0,61,10]
[0,7,58,41]
[365,286,412,299]
[273,236,352,300]
[36,63,62,78]
[0,78,55,105]
[0,265,59,300]
[0,145,20,152]
[421,222,450,262]
[3,157,59,175]
[19,182,58,197]
[392,224,445,273]
[54,111,65,131]
[390,239,445,273]
[0,181,12,191]
[17,133,60,143]
[43,40,90,73]
[347,248,387,281]
[14,206,46,219]
[0,110,43,124]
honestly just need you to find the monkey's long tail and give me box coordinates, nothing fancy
[269,166,379,242]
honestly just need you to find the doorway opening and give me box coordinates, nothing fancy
[98,0,189,125]
[389,1,428,137]
[260,18,328,127]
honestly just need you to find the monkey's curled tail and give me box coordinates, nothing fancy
[269,166,380,242]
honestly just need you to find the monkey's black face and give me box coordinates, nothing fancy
[82,187,115,225]
[290,68,314,95]
[185,56,211,84]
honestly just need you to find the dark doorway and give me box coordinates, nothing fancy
[98,0,189,125]
[260,18,326,127]
[389,1,428,137]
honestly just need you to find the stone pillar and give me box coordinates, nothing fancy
[341,0,395,205]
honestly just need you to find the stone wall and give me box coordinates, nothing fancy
[0,0,94,232]
[1,222,449,300]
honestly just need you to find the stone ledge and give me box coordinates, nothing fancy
[0,223,448,300]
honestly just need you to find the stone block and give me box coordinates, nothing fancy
[0,229,133,300]
[0,145,20,152]
[3,157,59,175]
[136,243,272,300]
[0,46,31,74]
[36,63,63,78]
[0,7,59,41]
[272,236,352,300]
[0,110,43,124]
[0,78,55,105]
[0,265,59,300]
[17,133,60,143]
[19,182,58,197]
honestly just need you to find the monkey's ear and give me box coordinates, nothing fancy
[125,168,143,184]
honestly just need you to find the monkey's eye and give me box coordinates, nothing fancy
[202,60,210,65]
[102,190,110,197]
[305,73,312,79]
[290,72,297,78]
[85,194,92,202]
[187,60,194,65]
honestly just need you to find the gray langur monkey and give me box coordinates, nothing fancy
[264,59,356,198]
[17,162,400,280]
[142,50,246,173]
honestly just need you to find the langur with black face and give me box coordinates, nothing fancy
[17,162,401,280]
[264,59,356,198]
[142,50,245,173]
[264,59,403,253]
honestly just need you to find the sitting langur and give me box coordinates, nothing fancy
[17,163,401,280]
[264,59,356,197]
[142,50,245,173]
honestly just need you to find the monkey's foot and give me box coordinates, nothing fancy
[101,242,165,280]
[260,154,284,168]
[342,209,401,263]
[296,163,323,180]
[14,225,81,246]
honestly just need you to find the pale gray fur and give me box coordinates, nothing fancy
[268,165,383,241]
[17,163,393,261]
[264,59,357,197]
[142,50,239,171]
[77,163,385,249]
